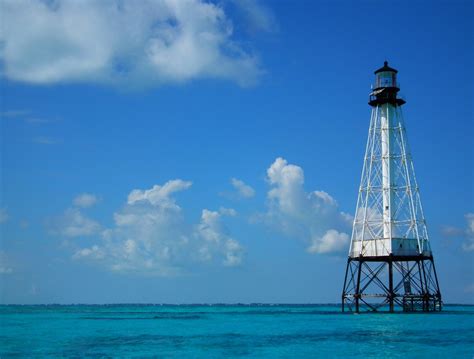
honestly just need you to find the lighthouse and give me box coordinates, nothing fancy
[341,62,442,312]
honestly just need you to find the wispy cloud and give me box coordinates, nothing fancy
[1,0,263,88]
[73,193,99,208]
[25,117,53,124]
[219,207,238,217]
[232,0,278,34]
[0,110,31,118]
[1,110,55,125]
[465,283,474,294]
[0,208,9,224]
[2,109,60,144]
[33,136,61,145]
[441,225,464,237]
[231,178,255,198]
[0,251,13,274]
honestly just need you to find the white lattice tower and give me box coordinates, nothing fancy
[342,62,442,313]
[349,98,431,258]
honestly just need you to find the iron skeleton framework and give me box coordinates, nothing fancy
[341,62,442,312]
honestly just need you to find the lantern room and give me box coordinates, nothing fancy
[374,61,398,89]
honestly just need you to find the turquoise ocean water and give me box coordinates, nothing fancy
[1,304,473,358]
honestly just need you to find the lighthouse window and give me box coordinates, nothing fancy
[377,72,393,87]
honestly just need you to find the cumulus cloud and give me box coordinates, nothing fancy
[261,157,351,254]
[72,180,243,275]
[0,0,262,87]
[49,208,101,237]
[0,208,9,224]
[231,178,255,198]
[73,193,99,208]
[307,229,350,254]
[442,213,474,251]
[48,194,101,236]
[195,209,243,266]
[127,180,192,207]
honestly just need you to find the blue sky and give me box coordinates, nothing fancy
[0,0,472,304]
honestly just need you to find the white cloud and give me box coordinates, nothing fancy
[195,209,243,266]
[0,0,262,87]
[231,178,255,198]
[0,109,31,118]
[465,283,474,294]
[442,213,474,251]
[441,225,464,237]
[0,251,13,274]
[73,245,105,260]
[223,239,243,266]
[219,207,237,216]
[26,117,52,124]
[50,208,101,237]
[462,213,474,251]
[33,136,61,145]
[261,157,351,254]
[127,180,192,207]
[0,208,9,224]
[72,180,243,275]
[307,229,350,254]
[73,193,99,208]
[232,0,278,33]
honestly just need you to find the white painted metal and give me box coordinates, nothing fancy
[381,104,393,243]
[349,98,432,258]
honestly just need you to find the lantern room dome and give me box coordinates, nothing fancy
[374,61,398,74]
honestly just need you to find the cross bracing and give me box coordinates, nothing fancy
[349,105,430,258]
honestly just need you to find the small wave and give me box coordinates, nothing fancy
[80,314,204,320]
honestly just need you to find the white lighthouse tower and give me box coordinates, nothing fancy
[342,62,442,312]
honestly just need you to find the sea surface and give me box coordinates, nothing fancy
[1,304,473,358]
